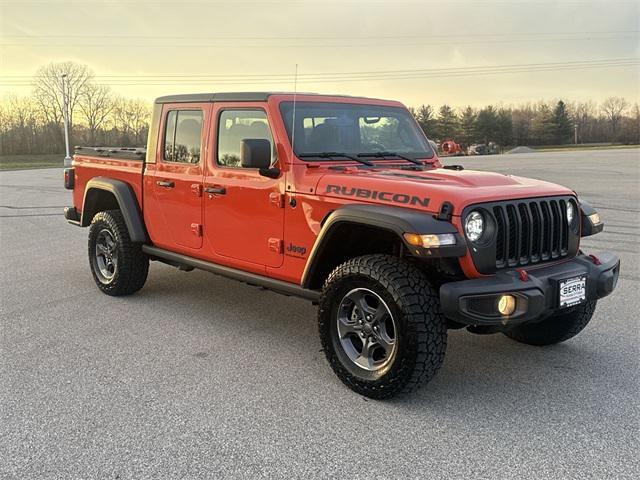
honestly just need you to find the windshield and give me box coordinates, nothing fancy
[279,102,434,160]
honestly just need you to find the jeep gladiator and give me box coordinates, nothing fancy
[63,92,620,398]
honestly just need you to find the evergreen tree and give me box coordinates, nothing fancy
[552,100,573,144]
[458,106,476,145]
[495,108,513,149]
[530,104,557,145]
[415,104,437,138]
[475,106,499,143]
[437,104,459,140]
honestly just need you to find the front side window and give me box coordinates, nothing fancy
[163,110,203,163]
[217,110,275,167]
[280,102,434,160]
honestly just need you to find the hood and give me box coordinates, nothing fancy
[314,166,574,215]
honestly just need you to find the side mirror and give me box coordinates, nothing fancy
[241,139,271,169]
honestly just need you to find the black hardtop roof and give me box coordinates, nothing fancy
[154,92,395,104]
[155,92,273,103]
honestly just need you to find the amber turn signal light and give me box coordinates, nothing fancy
[403,233,456,248]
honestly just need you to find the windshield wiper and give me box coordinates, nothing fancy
[298,152,374,166]
[357,151,422,165]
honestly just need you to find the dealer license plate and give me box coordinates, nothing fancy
[559,275,587,308]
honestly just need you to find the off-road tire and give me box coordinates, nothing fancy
[504,301,597,346]
[88,210,149,296]
[318,254,447,399]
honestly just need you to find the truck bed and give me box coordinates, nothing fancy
[71,147,145,215]
[74,146,146,161]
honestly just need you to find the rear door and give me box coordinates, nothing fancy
[150,104,208,250]
[203,104,285,268]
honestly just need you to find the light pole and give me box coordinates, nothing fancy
[61,74,72,167]
[574,123,578,145]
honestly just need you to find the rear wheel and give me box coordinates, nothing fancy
[318,255,447,399]
[88,210,149,296]
[504,301,597,346]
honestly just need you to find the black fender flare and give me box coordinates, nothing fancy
[301,204,465,289]
[81,177,148,243]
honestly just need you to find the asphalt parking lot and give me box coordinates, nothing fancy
[1,148,638,479]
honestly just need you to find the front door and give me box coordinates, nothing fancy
[152,106,207,250]
[203,105,284,268]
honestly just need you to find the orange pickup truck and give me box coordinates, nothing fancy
[64,92,620,398]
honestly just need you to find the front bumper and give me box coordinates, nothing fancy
[440,252,620,326]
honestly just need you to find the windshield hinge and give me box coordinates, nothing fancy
[437,201,454,221]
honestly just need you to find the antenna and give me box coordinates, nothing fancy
[291,63,298,157]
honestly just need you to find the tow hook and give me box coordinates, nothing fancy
[589,254,602,265]
[517,268,529,282]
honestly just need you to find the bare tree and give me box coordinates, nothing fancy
[112,97,151,145]
[511,103,536,145]
[0,95,45,154]
[32,61,93,148]
[570,100,597,143]
[79,84,114,145]
[628,103,640,144]
[601,97,628,136]
[0,102,8,155]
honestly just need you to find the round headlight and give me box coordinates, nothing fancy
[566,202,576,227]
[465,211,484,242]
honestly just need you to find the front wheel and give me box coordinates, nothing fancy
[88,210,149,296]
[318,255,447,399]
[503,301,597,346]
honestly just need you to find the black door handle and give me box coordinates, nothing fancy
[204,186,226,195]
[157,180,175,188]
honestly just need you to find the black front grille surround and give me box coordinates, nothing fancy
[462,196,580,274]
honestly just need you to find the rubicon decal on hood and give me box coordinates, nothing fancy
[325,185,429,207]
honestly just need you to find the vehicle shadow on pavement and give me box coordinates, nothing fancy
[133,264,627,418]
[395,327,630,418]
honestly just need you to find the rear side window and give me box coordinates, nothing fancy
[163,110,203,163]
[217,110,275,167]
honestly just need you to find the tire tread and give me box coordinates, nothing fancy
[318,254,447,399]
[88,210,149,296]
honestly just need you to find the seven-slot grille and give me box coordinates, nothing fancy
[492,198,573,269]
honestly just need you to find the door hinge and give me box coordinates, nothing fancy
[268,237,283,254]
[191,183,203,197]
[191,223,203,237]
[269,192,285,208]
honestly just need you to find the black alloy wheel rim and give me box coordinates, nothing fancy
[94,229,118,283]
[336,288,398,371]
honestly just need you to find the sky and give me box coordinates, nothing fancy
[0,0,639,108]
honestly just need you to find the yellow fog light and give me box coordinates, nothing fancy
[497,295,516,316]
[588,213,601,225]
